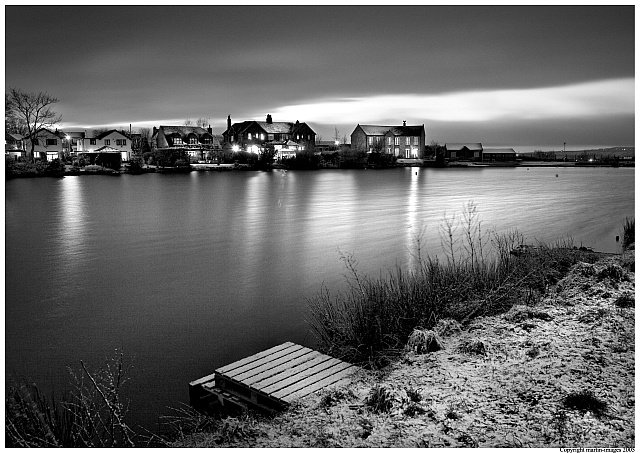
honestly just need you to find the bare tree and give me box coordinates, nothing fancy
[196,117,209,128]
[6,88,62,161]
[183,119,194,126]
[334,126,340,143]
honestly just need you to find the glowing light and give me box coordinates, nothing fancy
[271,77,634,124]
[232,145,239,152]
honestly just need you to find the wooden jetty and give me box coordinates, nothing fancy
[189,342,360,414]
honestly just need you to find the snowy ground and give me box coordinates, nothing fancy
[172,251,635,448]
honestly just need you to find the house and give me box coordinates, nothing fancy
[350,122,426,158]
[77,129,133,166]
[223,114,316,155]
[482,148,517,162]
[445,143,483,161]
[5,133,25,159]
[151,125,221,161]
[60,131,86,154]
[24,128,64,161]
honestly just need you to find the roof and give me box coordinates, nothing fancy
[228,120,316,136]
[482,148,516,154]
[358,124,424,136]
[93,146,122,153]
[445,143,483,151]
[159,126,212,138]
[6,133,23,141]
[95,129,128,140]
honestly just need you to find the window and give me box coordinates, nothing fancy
[173,137,182,145]
[32,139,39,145]
[394,137,399,146]
[248,133,252,140]
[90,139,96,145]
[203,137,212,144]
[387,137,392,145]
[46,139,57,145]
[231,136,234,142]
[387,147,391,154]
[395,147,399,155]
[189,137,198,144]
[104,139,111,145]
[405,137,410,146]
[413,136,419,145]
[116,139,127,146]
[268,134,274,141]
[260,133,265,140]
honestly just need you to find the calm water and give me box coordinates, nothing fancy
[5,167,634,429]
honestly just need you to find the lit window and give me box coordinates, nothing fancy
[173,137,182,145]
[394,137,399,146]
[387,137,392,145]
[413,136,419,145]
[189,137,198,144]
[368,136,373,145]
[248,133,252,140]
[405,137,410,146]
[260,133,265,140]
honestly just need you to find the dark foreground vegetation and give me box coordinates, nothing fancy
[5,207,635,447]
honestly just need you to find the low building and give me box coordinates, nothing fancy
[223,114,316,154]
[350,122,426,158]
[151,125,221,161]
[78,129,133,162]
[482,148,517,162]
[445,143,483,161]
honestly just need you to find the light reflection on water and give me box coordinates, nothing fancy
[5,167,634,429]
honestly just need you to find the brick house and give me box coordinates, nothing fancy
[151,125,221,161]
[482,148,517,162]
[350,122,426,158]
[223,114,316,154]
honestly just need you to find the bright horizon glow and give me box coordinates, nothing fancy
[271,78,634,124]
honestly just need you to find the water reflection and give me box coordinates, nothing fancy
[57,176,88,276]
[405,168,422,269]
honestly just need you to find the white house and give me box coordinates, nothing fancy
[24,129,64,161]
[77,129,132,162]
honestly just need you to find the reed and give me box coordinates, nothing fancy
[5,350,136,447]
[622,216,634,250]
[306,202,598,366]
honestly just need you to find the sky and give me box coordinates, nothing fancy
[5,5,635,152]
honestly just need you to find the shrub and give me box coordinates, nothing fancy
[306,203,598,366]
[562,390,607,418]
[614,292,634,308]
[406,329,443,354]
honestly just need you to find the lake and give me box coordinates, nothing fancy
[5,166,634,430]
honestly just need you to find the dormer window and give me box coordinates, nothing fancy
[174,137,183,145]
[189,136,198,144]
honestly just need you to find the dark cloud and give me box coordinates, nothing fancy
[5,5,634,149]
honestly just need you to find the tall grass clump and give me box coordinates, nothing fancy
[5,350,137,447]
[307,202,598,366]
[622,217,634,250]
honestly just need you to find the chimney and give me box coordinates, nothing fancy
[403,120,406,127]
[227,115,231,131]
[153,126,157,136]
[207,126,212,135]
[266,114,272,124]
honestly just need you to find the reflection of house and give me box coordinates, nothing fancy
[350,122,426,158]
[78,129,133,162]
[24,128,64,161]
[223,114,316,154]
[151,125,220,161]
[482,148,516,162]
[445,143,483,161]
[5,133,25,159]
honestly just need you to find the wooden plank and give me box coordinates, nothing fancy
[238,350,323,386]
[231,347,316,383]
[189,372,216,387]
[281,365,358,402]
[219,343,305,378]
[269,361,354,399]
[250,352,333,390]
[261,358,345,396]
[215,342,297,374]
